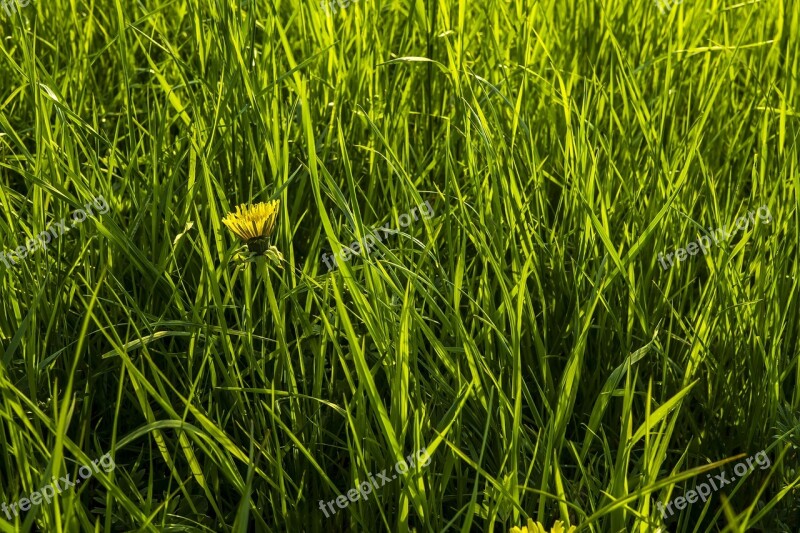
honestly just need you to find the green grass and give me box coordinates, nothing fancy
[0,0,799,531]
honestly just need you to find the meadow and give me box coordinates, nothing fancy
[0,0,798,531]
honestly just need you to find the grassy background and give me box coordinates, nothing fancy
[0,0,799,531]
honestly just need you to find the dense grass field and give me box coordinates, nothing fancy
[1,0,799,531]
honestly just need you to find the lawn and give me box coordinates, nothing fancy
[0,0,799,531]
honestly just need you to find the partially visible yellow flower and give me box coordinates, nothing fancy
[222,200,280,253]
[509,518,576,533]
[549,520,576,533]
[509,518,543,533]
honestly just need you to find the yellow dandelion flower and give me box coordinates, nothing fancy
[222,200,280,254]
[550,520,576,533]
[509,518,576,533]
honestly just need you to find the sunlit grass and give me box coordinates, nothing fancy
[0,0,798,531]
